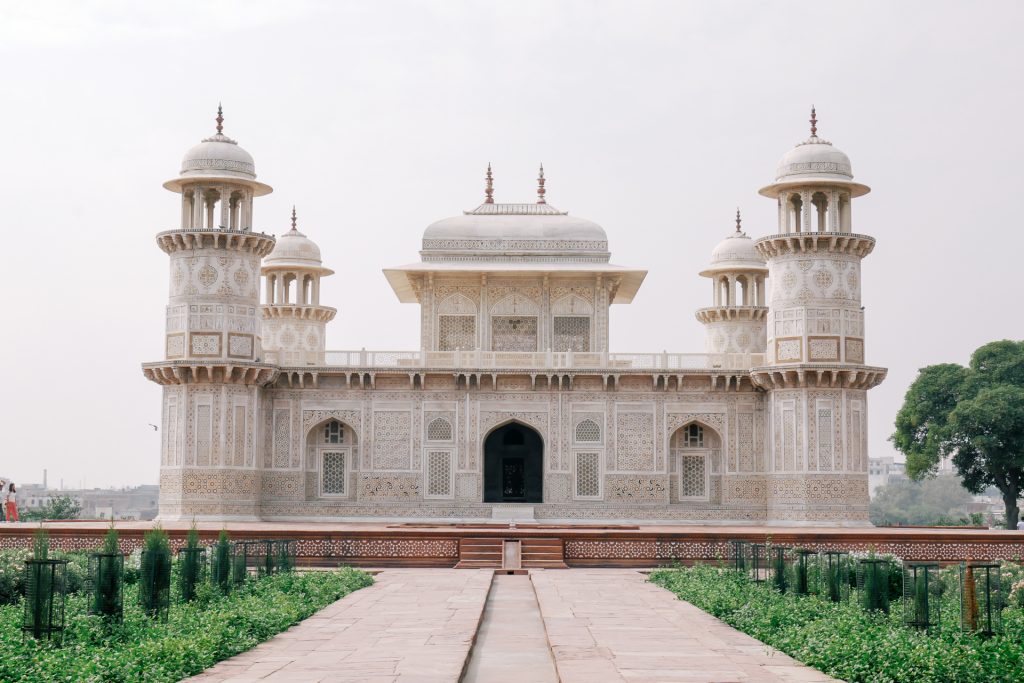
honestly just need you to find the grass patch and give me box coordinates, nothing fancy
[0,567,372,682]
[650,564,1024,683]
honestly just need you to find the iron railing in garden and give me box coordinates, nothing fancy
[857,557,892,613]
[771,546,790,593]
[22,558,68,643]
[902,562,941,634]
[730,540,748,573]
[177,546,207,603]
[140,547,171,620]
[87,552,124,622]
[960,561,1002,637]
[749,544,766,583]
[819,551,851,603]
[793,549,816,596]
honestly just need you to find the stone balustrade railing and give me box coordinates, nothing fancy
[262,349,765,371]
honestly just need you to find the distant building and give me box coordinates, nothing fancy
[20,484,159,520]
[868,456,906,496]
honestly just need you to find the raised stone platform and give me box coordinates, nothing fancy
[2,521,1022,566]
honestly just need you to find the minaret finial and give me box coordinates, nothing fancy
[537,163,546,204]
[484,163,494,204]
[290,205,297,231]
[216,103,224,135]
[735,207,742,233]
[809,105,817,137]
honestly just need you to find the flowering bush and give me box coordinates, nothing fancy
[0,548,88,605]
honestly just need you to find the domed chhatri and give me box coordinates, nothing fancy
[420,164,609,261]
[163,105,272,197]
[265,207,333,274]
[759,107,869,200]
[701,210,766,275]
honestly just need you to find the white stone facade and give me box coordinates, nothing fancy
[144,109,885,525]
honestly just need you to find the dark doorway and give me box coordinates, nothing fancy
[483,423,543,503]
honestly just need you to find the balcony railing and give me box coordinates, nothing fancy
[263,349,764,371]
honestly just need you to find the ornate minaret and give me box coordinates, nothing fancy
[751,108,886,525]
[143,107,277,521]
[696,210,768,357]
[262,207,336,365]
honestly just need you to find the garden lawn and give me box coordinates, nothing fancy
[650,565,1024,683]
[0,567,373,683]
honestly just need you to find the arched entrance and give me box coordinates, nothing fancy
[483,422,543,503]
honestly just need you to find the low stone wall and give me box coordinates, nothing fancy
[0,523,1021,567]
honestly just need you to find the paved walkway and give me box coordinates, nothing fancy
[532,569,839,683]
[185,569,492,683]
[187,568,839,683]
[462,574,558,682]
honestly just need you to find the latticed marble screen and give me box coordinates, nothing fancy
[553,316,590,352]
[438,315,476,351]
[574,419,601,444]
[575,452,601,498]
[322,451,346,495]
[491,316,538,351]
[682,423,704,448]
[324,420,344,444]
[426,417,453,442]
[817,407,833,470]
[426,451,452,497]
[680,455,706,499]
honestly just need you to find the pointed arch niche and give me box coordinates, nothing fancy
[669,422,722,503]
[305,418,359,499]
[551,294,594,352]
[436,293,478,351]
[483,421,544,503]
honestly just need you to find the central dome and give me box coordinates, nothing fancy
[421,202,609,261]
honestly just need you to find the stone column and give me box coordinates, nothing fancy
[192,187,204,228]
[219,186,229,229]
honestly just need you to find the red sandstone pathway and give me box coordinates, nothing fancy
[184,569,492,683]
[532,569,840,682]
[186,568,838,683]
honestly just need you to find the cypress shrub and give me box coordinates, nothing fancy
[88,523,124,622]
[140,526,171,620]
[177,523,204,603]
[211,529,232,594]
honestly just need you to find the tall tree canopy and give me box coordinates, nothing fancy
[891,340,1024,529]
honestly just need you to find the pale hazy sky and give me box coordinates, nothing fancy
[1,0,1021,489]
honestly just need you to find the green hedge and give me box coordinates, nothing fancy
[0,567,373,682]
[650,565,1024,683]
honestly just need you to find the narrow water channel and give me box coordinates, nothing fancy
[462,574,559,683]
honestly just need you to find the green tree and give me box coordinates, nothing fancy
[869,475,972,526]
[891,340,1024,529]
[23,495,82,521]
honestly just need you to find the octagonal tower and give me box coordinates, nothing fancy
[261,208,337,365]
[143,107,277,520]
[751,108,886,525]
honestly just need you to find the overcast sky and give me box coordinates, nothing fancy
[1,0,1020,489]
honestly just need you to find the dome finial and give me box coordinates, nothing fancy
[809,105,817,137]
[290,205,297,231]
[216,103,224,135]
[735,207,742,233]
[484,163,494,204]
[537,163,546,204]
